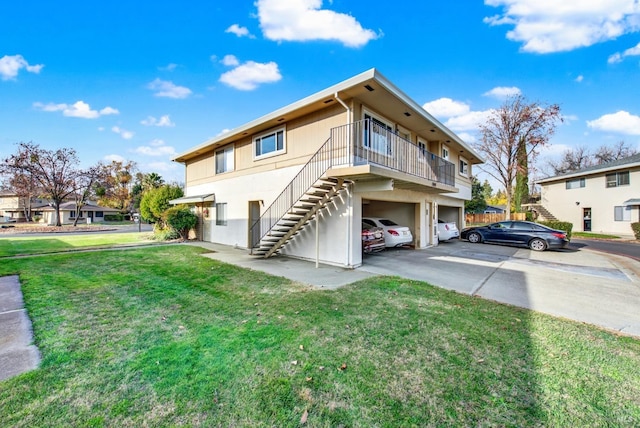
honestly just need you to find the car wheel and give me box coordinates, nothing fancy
[529,238,547,251]
[467,232,482,243]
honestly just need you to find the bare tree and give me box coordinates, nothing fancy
[71,163,106,226]
[476,95,562,218]
[546,141,638,175]
[594,141,638,164]
[547,146,592,175]
[3,142,80,226]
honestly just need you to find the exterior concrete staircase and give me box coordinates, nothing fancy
[523,203,558,222]
[251,177,347,258]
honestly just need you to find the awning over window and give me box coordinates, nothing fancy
[623,198,640,206]
[169,193,215,205]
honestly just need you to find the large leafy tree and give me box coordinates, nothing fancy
[464,176,488,214]
[476,95,562,218]
[96,160,138,213]
[131,172,165,210]
[2,142,80,226]
[139,184,183,225]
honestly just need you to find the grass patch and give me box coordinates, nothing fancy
[572,232,621,239]
[0,232,154,257]
[0,246,638,426]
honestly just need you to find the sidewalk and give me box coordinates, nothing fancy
[0,275,40,381]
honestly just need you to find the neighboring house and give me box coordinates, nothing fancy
[0,192,119,225]
[37,201,120,225]
[483,205,506,214]
[0,191,48,221]
[536,153,640,235]
[172,68,483,268]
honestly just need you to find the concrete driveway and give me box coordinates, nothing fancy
[361,240,640,337]
[198,239,640,337]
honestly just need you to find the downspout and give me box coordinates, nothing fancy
[334,92,353,267]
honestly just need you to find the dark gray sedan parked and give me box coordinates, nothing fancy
[460,221,569,251]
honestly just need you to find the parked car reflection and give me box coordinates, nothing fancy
[361,222,385,253]
[460,221,569,251]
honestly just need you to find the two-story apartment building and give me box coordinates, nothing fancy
[537,153,640,235]
[172,69,483,268]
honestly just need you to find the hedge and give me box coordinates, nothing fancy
[632,222,640,240]
[104,213,125,221]
[538,220,573,240]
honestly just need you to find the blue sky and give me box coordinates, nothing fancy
[2,0,640,188]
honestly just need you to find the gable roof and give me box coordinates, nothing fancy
[537,153,640,184]
[173,68,483,164]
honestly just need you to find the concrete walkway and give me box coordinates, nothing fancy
[191,241,640,338]
[0,275,40,381]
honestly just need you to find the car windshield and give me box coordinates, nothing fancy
[379,219,398,226]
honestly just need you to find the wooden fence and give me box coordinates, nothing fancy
[465,212,526,224]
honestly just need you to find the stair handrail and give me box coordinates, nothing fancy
[249,134,342,249]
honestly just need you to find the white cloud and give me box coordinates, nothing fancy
[33,100,119,119]
[575,75,584,82]
[256,0,379,48]
[587,110,640,135]
[444,110,494,132]
[422,98,470,119]
[483,86,521,99]
[608,41,640,63]
[112,126,134,140]
[226,24,254,38]
[456,132,477,144]
[133,140,177,156]
[0,54,44,80]
[219,60,282,90]
[104,154,126,163]
[147,78,192,99]
[484,0,640,53]
[221,54,240,66]
[141,115,175,127]
[159,63,179,71]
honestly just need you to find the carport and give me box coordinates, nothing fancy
[361,198,431,252]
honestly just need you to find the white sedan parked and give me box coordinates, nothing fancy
[362,217,413,247]
[437,219,460,241]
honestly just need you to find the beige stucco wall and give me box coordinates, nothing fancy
[184,104,348,188]
[179,97,473,266]
[541,168,640,235]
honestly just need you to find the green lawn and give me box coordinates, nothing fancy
[0,246,638,427]
[0,232,154,257]
[572,232,622,239]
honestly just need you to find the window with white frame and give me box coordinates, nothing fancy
[364,112,393,155]
[565,178,585,189]
[459,158,469,176]
[614,205,631,221]
[254,127,285,159]
[606,171,630,188]
[215,203,227,226]
[216,146,234,174]
[441,145,449,161]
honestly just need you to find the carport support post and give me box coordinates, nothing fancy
[315,215,319,268]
